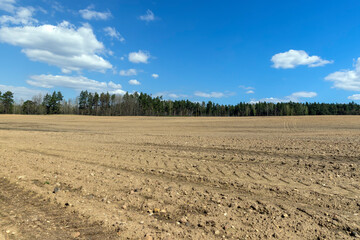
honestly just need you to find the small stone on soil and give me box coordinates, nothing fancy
[144,235,153,240]
[71,232,80,238]
[180,217,187,224]
[53,187,60,193]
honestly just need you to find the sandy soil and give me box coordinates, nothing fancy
[0,115,359,239]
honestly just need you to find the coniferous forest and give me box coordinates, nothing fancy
[1,90,360,116]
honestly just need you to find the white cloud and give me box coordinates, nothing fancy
[348,94,360,100]
[50,1,64,12]
[195,91,224,98]
[290,91,317,99]
[194,91,235,98]
[271,50,333,69]
[119,69,137,76]
[0,0,16,13]
[239,85,254,90]
[79,5,111,20]
[27,74,125,94]
[0,21,112,72]
[128,79,140,85]
[139,9,155,22]
[250,97,282,104]
[154,92,188,99]
[152,73,159,79]
[251,91,317,103]
[0,5,37,25]
[104,27,124,42]
[239,85,255,94]
[128,50,150,64]
[0,84,45,100]
[325,58,360,91]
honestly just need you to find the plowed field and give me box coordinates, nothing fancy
[0,115,359,239]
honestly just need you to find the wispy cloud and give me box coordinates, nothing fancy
[239,85,255,94]
[0,4,37,25]
[151,73,159,79]
[79,5,111,20]
[250,91,317,103]
[154,92,188,99]
[104,27,124,42]
[139,9,155,22]
[0,0,16,13]
[27,74,125,94]
[271,49,332,69]
[239,85,254,90]
[120,69,137,76]
[194,91,235,98]
[348,94,360,100]
[0,84,45,100]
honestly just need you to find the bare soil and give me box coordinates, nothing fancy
[0,115,359,239]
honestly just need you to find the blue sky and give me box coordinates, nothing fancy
[1,0,360,104]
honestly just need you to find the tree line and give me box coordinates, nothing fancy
[1,90,360,116]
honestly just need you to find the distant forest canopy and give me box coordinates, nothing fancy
[1,90,360,116]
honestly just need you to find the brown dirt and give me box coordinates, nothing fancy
[0,115,359,239]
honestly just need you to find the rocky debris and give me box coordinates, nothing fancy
[180,217,187,224]
[250,204,258,211]
[53,187,60,194]
[71,232,80,238]
[144,235,153,240]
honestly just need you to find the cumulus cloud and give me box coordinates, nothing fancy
[0,21,112,72]
[325,58,360,91]
[0,84,45,100]
[128,79,140,85]
[27,74,125,94]
[128,50,150,64]
[104,27,124,42]
[251,91,317,103]
[139,9,155,22]
[79,5,111,20]
[0,0,16,13]
[271,50,333,69]
[119,69,137,76]
[348,94,360,100]
[151,73,159,79]
[194,91,235,98]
